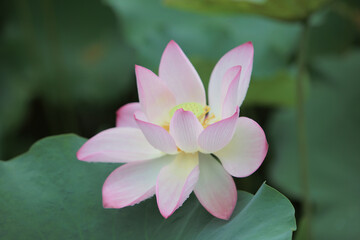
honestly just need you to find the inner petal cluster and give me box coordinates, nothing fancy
[162,102,217,132]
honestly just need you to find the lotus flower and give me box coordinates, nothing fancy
[77,40,268,220]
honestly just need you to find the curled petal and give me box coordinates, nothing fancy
[170,109,203,153]
[156,152,199,218]
[159,40,206,105]
[102,155,172,208]
[116,102,142,128]
[194,154,237,220]
[198,107,239,153]
[222,66,242,119]
[215,117,268,177]
[208,42,254,111]
[77,128,164,163]
[210,65,241,118]
[135,65,176,124]
[135,112,178,154]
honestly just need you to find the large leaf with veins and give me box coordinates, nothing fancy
[0,134,295,239]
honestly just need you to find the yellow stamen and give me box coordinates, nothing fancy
[202,113,216,128]
[162,103,217,131]
[162,122,170,132]
[169,102,204,118]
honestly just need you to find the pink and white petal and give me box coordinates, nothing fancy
[237,62,253,106]
[208,42,254,110]
[198,107,239,153]
[222,67,242,119]
[210,66,242,118]
[156,152,199,218]
[220,66,242,106]
[170,109,203,153]
[135,65,176,124]
[103,155,173,208]
[116,102,142,128]
[159,40,206,105]
[215,117,268,178]
[135,112,178,154]
[194,154,237,220]
[77,128,164,163]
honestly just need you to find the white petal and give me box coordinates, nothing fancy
[222,67,242,119]
[77,128,163,162]
[211,65,241,118]
[116,102,141,128]
[135,65,176,124]
[194,154,237,220]
[102,156,172,208]
[198,107,239,153]
[135,112,178,154]
[159,40,206,105]
[156,152,199,218]
[208,42,254,112]
[215,117,268,177]
[170,109,203,153]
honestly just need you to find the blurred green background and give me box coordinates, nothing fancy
[1,0,359,239]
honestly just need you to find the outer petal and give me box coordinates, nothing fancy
[102,155,173,208]
[116,102,141,128]
[222,66,242,119]
[159,40,206,105]
[135,112,178,154]
[194,154,237,220]
[135,65,176,124]
[215,117,268,177]
[208,42,254,111]
[198,107,239,153]
[170,109,203,153]
[77,128,164,162]
[156,152,199,218]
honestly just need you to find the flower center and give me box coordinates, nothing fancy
[169,102,205,118]
[162,102,216,131]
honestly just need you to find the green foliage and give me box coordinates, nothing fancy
[165,0,330,21]
[0,0,136,158]
[269,51,360,239]
[0,135,296,239]
[246,71,297,107]
[308,7,359,57]
[106,0,300,75]
[2,0,134,106]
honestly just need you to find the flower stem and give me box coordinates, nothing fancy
[296,19,312,239]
